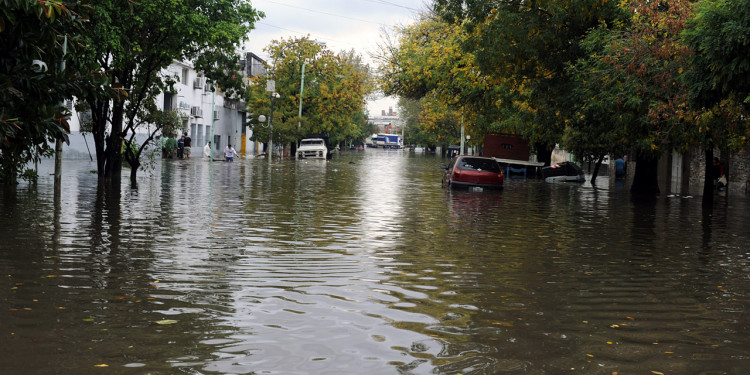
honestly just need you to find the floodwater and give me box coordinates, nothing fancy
[1,150,749,375]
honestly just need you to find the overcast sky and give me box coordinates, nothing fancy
[245,0,431,115]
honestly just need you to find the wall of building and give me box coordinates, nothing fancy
[483,133,531,161]
[618,146,750,196]
[63,58,261,159]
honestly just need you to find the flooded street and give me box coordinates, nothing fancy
[2,150,750,374]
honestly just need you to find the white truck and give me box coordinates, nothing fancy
[296,138,328,159]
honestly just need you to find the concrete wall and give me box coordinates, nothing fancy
[619,146,750,196]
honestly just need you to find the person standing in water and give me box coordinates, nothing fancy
[203,141,212,160]
[183,132,192,159]
[224,144,239,162]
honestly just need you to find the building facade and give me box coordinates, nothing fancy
[63,53,266,159]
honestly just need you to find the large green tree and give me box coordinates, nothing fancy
[78,0,262,186]
[246,37,373,151]
[684,0,750,109]
[377,11,498,151]
[568,0,695,195]
[434,0,625,165]
[0,0,95,184]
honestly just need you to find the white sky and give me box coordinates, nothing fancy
[244,0,430,115]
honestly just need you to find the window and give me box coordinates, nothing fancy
[181,68,189,85]
[205,126,211,148]
[459,158,501,172]
[213,134,221,150]
[163,93,174,111]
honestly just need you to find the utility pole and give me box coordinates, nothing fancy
[298,63,305,129]
[54,35,68,197]
[459,113,465,155]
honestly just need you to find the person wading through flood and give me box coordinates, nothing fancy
[177,135,185,159]
[203,141,212,160]
[183,132,192,159]
[224,144,239,162]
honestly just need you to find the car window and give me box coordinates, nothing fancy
[458,158,500,172]
[447,157,457,169]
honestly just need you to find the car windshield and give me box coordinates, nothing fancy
[301,140,323,146]
[458,158,500,172]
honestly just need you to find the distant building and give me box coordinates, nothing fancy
[369,110,403,135]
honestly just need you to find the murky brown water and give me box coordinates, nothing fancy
[2,150,749,374]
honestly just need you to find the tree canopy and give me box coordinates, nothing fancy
[0,0,95,184]
[369,0,750,196]
[77,0,262,185]
[246,37,374,148]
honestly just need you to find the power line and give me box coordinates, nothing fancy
[266,0,391,27]
[255,21,359,48]
[360,0,422,12]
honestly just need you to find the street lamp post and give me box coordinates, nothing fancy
[298,63,305,129]
[210,89,215,162]
[460,114,465,156]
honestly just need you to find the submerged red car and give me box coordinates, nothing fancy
[442,156,504,189]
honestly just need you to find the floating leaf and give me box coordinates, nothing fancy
[651,371,664,375]
[155,319,178,325]
[94,364,109,367]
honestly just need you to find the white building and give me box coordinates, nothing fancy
[63,52,266,159]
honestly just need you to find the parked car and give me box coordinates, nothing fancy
[297,138,328,159]
[541,161,585,183]
[442,156,504,189]
[446,145,461,158]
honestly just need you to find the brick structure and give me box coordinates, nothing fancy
[483,133,531,161]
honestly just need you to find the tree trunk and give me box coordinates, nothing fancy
[90,99,108,179]
[702,148,714,207]
[104,102,124,185]
[534,142,553,166]
[630,153,660,195]
[590,154,605,185]
[129,162,140,189]
[0,149,18,185]
[123,145,141,188]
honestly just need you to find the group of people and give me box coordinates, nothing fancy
[162,133,192,159]
[163,133,240,162]
[202,141,239,162]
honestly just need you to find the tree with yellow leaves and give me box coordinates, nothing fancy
[246,37,373,152]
